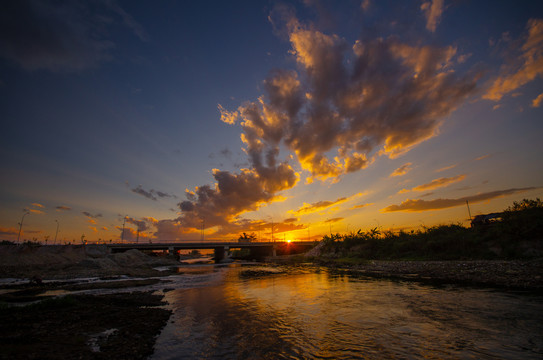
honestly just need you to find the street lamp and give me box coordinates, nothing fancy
[17,210,30,243]
[54,220,59,245]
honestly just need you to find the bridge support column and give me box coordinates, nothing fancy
[168,247,179,260]
[214,246,227,263]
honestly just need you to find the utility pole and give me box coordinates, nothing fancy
[271,220,274,243]
[54,220,59,245]
[17,210,30,243]
[466,200,472,222]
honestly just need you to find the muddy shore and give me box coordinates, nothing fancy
[0,291,171,360]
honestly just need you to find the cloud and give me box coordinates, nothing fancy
[130,184,176,201]
[361,0,371,12]
[484,19,543,101]
[131,185,157,201]
[179,164,299,231]
[56,205,71,211]
[292,192,366,215]
[240,14,475,179]
[421,0,444,32]
[0,227,18,236]
[532,93,543,107]
[475,154,491,161]
[28,209,44,214]
[350,203,374,210]
[382,187,539,212]
[293,197,348,215]
[324,217,343,223]
[435,164,457,172]
[0,0,147,72]
[178,8,477,234]
[125,216,150,232]
[82,211,102,219]
[31,203,44,208]
[409,174,466,192]
[390,163,412,177]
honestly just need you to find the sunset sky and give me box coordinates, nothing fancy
[1,0,542,243]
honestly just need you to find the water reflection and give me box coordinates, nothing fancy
[152,265,543,359]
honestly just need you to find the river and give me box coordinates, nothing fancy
[150,263,543,359]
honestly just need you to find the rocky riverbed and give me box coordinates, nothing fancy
[318,258,543,290]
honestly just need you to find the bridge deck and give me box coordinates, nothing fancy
[107,241,314,251]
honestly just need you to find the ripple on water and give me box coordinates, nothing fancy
[149,265,543,360]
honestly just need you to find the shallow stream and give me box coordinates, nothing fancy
[148,264,543,359]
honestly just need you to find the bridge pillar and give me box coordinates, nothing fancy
[213,246,227,263]
[168,247,179,260]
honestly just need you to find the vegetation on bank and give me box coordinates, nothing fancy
[317,199,543,261]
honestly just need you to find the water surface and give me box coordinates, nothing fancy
[151,264,543,359]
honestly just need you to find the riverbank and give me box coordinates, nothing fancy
[313,258,543,291]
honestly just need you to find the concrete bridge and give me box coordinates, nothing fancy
[107,241,315,262]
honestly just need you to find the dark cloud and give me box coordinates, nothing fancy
[179,166,298,231]
[125,216,150,232]
[56,205,71,211]
[82,211,102,218]
[324,217,343,223]
[0,0,147,72]
[382,187,539,212]
[131,185,177,201]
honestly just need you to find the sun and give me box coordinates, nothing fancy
[287,239,292,243]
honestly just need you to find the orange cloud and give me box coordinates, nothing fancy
[421,0,444,32]
[29,209,44,214]
[31,203,44,208]
[0,227,18,236]
[350,203,374,210]
[292,192,366,215]
[293,197,348,215]
[532,93,543,107]
[382,187,538,212]
[390,163,412,177]
[410,174,466,192]
[484,19,543,101]
[178,11,477,232]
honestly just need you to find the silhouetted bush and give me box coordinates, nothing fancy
[317,199,543,260]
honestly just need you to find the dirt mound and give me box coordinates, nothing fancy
[0,244,179,279]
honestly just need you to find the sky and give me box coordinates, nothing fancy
[1,0,542,244]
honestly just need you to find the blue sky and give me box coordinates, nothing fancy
[1,0,542,243]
